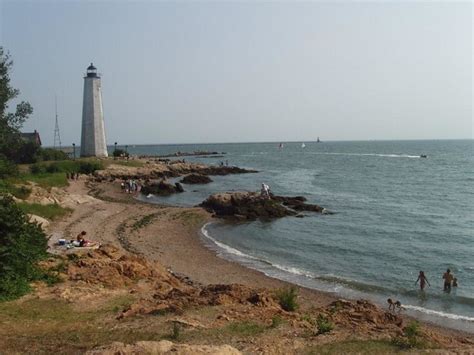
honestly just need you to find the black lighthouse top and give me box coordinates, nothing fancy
[86,63,98,77]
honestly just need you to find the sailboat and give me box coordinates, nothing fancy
[301,142,306,148]
[279,143,284,149]
[316,137,321,143]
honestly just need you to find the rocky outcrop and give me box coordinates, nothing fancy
[141,180,184,196]
[94,162,257,181]
[198,166,257,176]
[199,192,326,220]
[180,174,213,185]
[86,340,242,355]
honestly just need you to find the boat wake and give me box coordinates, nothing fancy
[309,152,421,159]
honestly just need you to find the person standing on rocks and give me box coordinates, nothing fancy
[415,271,430,291]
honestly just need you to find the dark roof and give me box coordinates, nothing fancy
[20,131,42,146]
[87,63,96,70]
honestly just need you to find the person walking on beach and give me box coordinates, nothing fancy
[443,268,454,292]
[415,271,430,290]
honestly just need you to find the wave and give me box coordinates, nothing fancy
[309,152,421,159]
[403,305,474,322]
[201,223,261,261]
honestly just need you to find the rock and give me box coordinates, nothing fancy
[180,174,213,184]
[175,182,184,192]
[199,191,326,220]
[141,180,183,196]
[28,214,50,229]
[198,166,258,176]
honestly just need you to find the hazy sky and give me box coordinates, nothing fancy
[1,1,472,146]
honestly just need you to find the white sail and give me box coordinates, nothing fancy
[301,143,306,148]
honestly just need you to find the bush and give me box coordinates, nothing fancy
[0,195,49,301]
[45,162,61,173]
[276,287,299,312]
[113,149,128,158]
[30,163,46,174]
[39,148,69,161]
[316,314,334,334]
[0,156,18,178]
[29,160,103,175]
[78,161,104,175]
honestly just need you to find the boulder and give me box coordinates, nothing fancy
[28,214,50,229]
[199,192,326,220]
[180,174,213,184]
[141,180,183,196]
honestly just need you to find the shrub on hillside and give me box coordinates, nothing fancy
[316,314,334,334]
[0,195,49,300]
[276,286,299,311]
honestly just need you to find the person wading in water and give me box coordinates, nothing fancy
[415,271,430,291]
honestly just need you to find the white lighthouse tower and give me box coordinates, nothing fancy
[80,63,108,157]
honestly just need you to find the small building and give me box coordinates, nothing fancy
[20,129,42,146]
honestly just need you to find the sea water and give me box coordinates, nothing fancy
[127,140,473,331]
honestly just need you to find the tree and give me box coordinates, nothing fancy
[0,195,49,300]
[0,47,34,166]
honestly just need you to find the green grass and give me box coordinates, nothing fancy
[306,339,402,354]
[0,180,31,199]
[226,321,266,336]
[111,160,145,168]
[101,294,136,313]
[19,173,69,189]
[17,202,72,220]
[0,298,167,354]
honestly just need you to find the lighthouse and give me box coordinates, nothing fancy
[80,63,108,157]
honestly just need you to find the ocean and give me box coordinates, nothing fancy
[126,140,473,331]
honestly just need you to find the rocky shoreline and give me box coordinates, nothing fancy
[4,158,472,354]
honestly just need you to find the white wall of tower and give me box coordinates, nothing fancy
[80,76,108,157]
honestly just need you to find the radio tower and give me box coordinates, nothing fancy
[53,95,62,149]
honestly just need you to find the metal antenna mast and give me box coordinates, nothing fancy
[53,95,62,149]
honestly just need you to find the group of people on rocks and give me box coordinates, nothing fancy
[415,269,458,292]
[121,179,141,194]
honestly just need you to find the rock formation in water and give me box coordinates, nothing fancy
[199,192,328,220]
[180,174,213,184]
[141,180,184,196]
